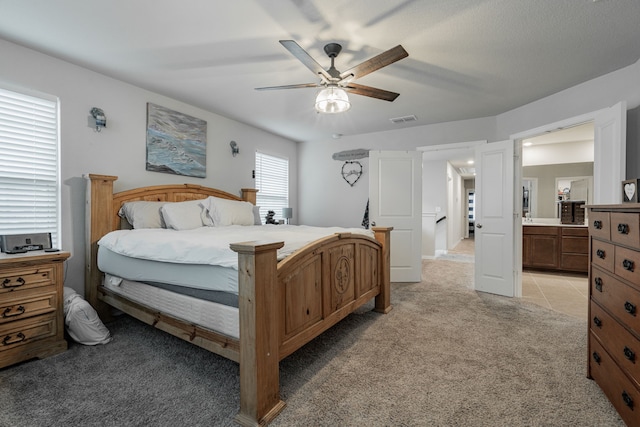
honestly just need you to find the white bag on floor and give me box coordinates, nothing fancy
[63,287,112,345]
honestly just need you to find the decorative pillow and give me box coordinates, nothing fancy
[118,201,167,229]
[161,199,211,230]
[253,205,262,225]
[201,196,255,226]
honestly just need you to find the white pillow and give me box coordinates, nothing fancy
[202,196,255,226]
[161,199,210,230]
[253,205,262,225]
[118,201,167,229]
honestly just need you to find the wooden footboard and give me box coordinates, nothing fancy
[84,174,391,426]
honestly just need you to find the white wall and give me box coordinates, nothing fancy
[0,39,298,296]
[298,58,640,228]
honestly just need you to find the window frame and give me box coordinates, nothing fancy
[254,151,289,224]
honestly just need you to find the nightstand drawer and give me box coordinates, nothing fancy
[0,313,57,353]
[0,265,57,295]
[0,293,57,325]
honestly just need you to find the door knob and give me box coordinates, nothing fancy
[476,223,483,229]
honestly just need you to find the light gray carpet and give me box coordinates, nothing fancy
[0,259,624,426]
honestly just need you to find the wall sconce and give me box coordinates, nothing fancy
[282,207,293,224]
[89,107,106,132]
[230,140,239,157]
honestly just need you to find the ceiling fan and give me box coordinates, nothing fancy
[256,40,409,113]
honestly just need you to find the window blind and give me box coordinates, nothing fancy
[255,152,289,223]
[0,87,59,246]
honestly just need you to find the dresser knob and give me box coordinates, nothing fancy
[624,346,636,362]
[594,220,603,230]
[618,223,630,234]
[594,277,603,292]
[623,259,635,272]
[593,316,602,327]
[622,391,634,409]
[592,351,602,364]
[596,249,606,259]
[625,301,637,315]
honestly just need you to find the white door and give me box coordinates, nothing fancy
[594,101,627,204]
[474,140,515,297]
[369,150,422,282]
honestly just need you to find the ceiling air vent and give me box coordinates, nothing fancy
[390,115,417,124]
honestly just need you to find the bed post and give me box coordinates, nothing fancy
[372,226,393,314]
[84,174,118,320]
[241,188,258,205]
[230,240,286,426]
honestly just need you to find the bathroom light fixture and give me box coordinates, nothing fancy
[230,140,239,157]
[315,85,351,114]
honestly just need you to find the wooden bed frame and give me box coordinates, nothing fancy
[84,174,392,426]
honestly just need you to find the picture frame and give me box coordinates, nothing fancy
[622,179,640,203]
[145,103,207,178]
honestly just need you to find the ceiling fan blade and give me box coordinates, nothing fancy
[343,83,400,102]
[279,40,332,81]
[339,45,408,81]
[255,83,320,91]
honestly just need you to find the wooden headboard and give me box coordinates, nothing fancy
[83,173,257,315]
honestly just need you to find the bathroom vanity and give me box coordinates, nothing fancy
[522,223,588,273]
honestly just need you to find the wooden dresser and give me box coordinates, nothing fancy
[588,204,640,425]
[0,251,70,368]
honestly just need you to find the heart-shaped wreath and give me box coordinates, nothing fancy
[341,161,363,187]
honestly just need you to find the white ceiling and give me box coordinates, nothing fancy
[1,0,639,143]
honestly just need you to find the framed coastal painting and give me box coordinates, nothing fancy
[145,103,207,178]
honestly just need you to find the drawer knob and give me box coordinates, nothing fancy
[2,305,25,318]
[1,277,26,288]
[594,277,603,292]
[596,249,606,259]
[592,351,602,364]
[625,301,637,315]
[624,346,636,362]
[623,391,634,409]
[618,223,630,234]
[623,259,635,272]
[2,332,25,346]
[593,316,602,328]
[593,220,603,230]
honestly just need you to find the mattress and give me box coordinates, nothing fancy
[98,246,238,295]
[103,274,239,339]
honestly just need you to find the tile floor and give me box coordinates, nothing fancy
[450,237,588,320]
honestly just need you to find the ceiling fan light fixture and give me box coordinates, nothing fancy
[315,86,351,114]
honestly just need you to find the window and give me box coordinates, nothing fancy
[0,87,60,246]
[255,152,289,223]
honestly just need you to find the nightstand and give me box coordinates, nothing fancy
[0,251,70,368]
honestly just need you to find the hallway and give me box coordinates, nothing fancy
[448,238,588,319]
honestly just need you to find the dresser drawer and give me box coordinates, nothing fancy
[611,212,640,247]
[0,292,57,325]
[591,266,640,337]
[615,245,640,286]
[0,313,57,353]
[589,211,611,240]
[591,302,640,388]
[592,239,615,272]
[0,265,57,295]
[590,335,640,426]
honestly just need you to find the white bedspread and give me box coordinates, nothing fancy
[98,225,373,270]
